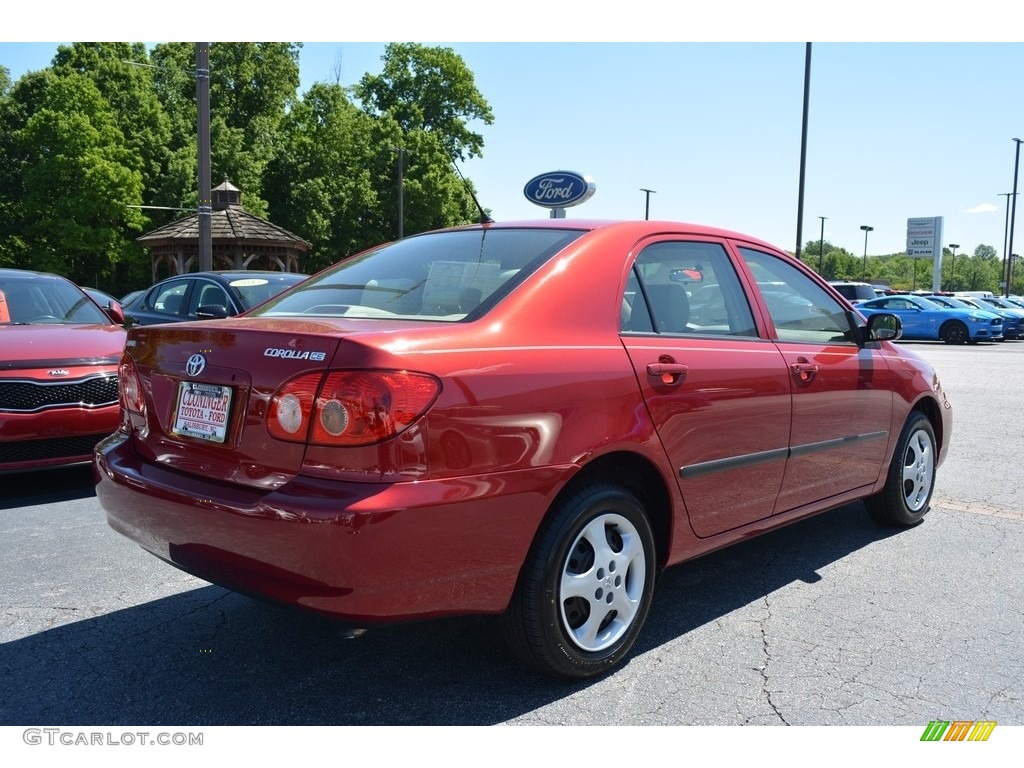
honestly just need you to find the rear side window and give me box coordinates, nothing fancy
[622,240,757,337]
[831,282,876,301]
[257,228,584,321]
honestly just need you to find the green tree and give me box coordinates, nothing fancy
[354,43,494,162]
[264,82,385,271]
[150,42,301,217]
[10,70,146,284]
[51,43,186,219]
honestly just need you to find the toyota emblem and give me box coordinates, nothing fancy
[186,354,206,377]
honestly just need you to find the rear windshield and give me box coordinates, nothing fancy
[228,274,308,310]
[256,228,585,321]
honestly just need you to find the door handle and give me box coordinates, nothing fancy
[790,361,819,383]
[647,362,688,385]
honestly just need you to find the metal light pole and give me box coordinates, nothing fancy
[948,243,959,291]
[390,146,406,239]
[999,192,1012,294]
[795,43,812,260]
[860,225,873,279]
[640,188,656,220]
[817,216,827,274]
[1007,138,1022,296]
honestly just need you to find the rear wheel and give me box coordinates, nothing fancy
[940,320,969,344]
[502,484,656,679]
[866,412,936,527]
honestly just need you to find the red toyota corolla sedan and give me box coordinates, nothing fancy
[94,220,952,679]
[1,268,126,472]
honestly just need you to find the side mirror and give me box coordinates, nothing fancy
[866,312,902,341]
[844,310,902,346]
[104,301,126,326]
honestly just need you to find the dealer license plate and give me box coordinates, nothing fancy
[172,381,232,443]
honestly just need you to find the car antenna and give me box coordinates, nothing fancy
[450,155,493,224]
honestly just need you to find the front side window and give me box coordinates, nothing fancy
[739,247,852,343]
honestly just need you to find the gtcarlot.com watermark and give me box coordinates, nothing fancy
[23,728,203,747]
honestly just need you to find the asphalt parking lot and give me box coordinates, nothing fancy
[1,339,1022,730]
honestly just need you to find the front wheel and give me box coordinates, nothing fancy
[502,484,656,679]
[866,412,937,526]
[940,320,969,344]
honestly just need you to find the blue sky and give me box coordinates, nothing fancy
[3,6,1023,261]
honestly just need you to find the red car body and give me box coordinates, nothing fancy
[94,220,952,678]
[1,269,126,472]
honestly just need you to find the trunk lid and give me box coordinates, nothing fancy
[126,320,346,490]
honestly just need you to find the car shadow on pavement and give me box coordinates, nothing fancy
[0,501,901,726]
[0,465,96,510]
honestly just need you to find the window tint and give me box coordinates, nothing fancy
[0,277,109,324]
[148,280,191,318]
[739,247,852,344]
[257,229,584,321]
[622,240,756,337]
[190,281,230,314]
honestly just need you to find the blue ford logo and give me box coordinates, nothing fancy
[186,354,206,377]
[523,171,597,209]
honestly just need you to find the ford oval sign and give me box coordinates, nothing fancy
[523,171,596,209]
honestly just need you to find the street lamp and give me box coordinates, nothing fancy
[640,188,656,220]
[818,216,828,274]
[1006,138,1023,296]
[948,243,959,291]
[1000,192,1013,293]
[860,225,873,279]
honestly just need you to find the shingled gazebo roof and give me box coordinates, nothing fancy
[136,180,311,279]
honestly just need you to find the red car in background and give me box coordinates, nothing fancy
[94,219,952,679]
[1,268,126,472]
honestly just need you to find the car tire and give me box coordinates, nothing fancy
[865,412,937,527]
[940,320,968,344]
[502,483,656,680]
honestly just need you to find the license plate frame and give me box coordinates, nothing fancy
[172,381,232,443]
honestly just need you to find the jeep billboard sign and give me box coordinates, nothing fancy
[907,216,944,291]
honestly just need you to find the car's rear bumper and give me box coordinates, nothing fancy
[94,431,565,623]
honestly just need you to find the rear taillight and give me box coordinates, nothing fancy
[268,370,440,446]
[119,354,145,414]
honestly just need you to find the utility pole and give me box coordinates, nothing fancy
[196,43,212,272]
[391,147,406,239]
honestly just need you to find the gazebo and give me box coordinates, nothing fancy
[136,180,311,281]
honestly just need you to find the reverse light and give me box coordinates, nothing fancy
[268,374,321,441]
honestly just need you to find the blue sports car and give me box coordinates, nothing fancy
[856,294,1002,344]
[926,294,1012,340]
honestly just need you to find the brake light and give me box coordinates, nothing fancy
[119,354,145,414]
[268,371,440,446]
